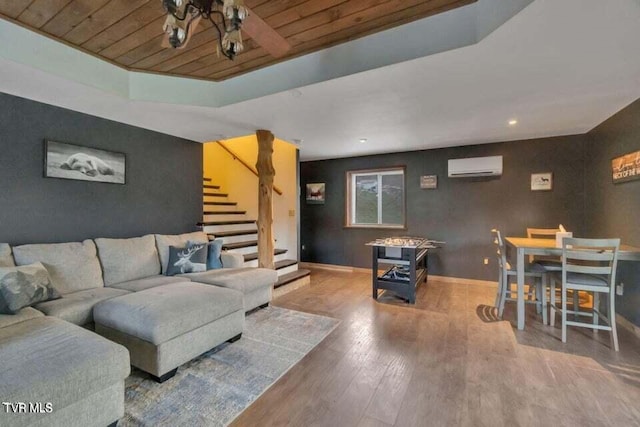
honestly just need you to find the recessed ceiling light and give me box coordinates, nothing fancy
[508,119,518,126]
[360,138,368,143]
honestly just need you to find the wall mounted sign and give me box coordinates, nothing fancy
[420,175,437,189]
[531,172,552,191]
[306,183,325,204]
[612,150,640,184]
[44,140,126,184]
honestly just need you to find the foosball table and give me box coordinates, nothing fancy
[366,237,443,304]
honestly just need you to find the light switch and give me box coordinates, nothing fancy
[289,209,296,217]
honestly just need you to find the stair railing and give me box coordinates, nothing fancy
[215,141,283,196]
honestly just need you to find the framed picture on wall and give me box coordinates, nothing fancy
[306,183,325,204]
[531,172,552,191]
[44,140,126,185]
[612,150,640,184]
[420,175,437,189]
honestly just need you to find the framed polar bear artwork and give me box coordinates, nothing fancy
[44,140,126,184]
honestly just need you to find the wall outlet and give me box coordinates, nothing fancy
[301,245,306,251]
[616,282,624,296]
[289,209,296,217]
[483,258,489,265]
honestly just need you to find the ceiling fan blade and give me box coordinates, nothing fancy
[242,8,291,58]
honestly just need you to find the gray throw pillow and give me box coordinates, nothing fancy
[0,262,61,314]
[165,244,208,276]
[188,239,224,270]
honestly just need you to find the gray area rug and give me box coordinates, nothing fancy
[119,306,340,427]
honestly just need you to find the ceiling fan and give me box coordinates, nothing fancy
[161,0,291,60]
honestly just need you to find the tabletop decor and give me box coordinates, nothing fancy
[44,140,126,185]
[612,150,640,184]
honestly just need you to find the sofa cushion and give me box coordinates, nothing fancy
[34,287,130,326]
[0,243,15,267]
[155,232,209,274]
[0,262,61,314]
[182,267,278,294]
[165,244,208,276]
[95,235,161,286]
[12,240,104,294]
[94,282,243,345]
[221,252,245,269]
[0,316,129,424]
[109,275,189,292]
[0,307,43,329]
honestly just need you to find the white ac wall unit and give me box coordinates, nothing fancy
[448,156,503,178]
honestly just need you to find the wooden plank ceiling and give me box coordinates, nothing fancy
[0,0,474,81]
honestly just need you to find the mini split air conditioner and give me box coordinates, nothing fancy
[448,155,503,178]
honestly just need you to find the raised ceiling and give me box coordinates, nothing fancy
[0,0,473,81]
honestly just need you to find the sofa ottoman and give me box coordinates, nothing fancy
[183,267,278,312]
[93,282,244,382]
[0,316,130,427]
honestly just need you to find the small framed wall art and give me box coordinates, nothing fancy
[531,172,552,191]
[420,175,437,189]
[306,183,325,204]
[612,150,640,184]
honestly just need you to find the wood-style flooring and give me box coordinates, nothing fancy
[231,269,640,427]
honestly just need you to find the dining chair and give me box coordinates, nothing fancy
[492,229,546,324]
[549,237,621,351]
[526,227,566,318]
[527,227,562,265]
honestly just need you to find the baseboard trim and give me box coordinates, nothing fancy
[616,314,640,339]
[299,262,354,272]
[299,262,497,287]
[429,275,497,288]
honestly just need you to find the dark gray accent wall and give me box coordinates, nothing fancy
[586,98,640,327]
[0,93,202,245]
[301,135,587,281]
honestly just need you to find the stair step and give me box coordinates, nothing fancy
[275,259,298,270]
[198,220,255,226]
[203,184,221,190]
[203,211,246,215]
[208,229,257,238]
[203,192,228,197]
[204,201,237,206]
[275,269,311,289]
[203,177,212,182]
[222,240,258,250]
[244,249,287,262]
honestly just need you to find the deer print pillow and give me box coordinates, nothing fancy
[165,244,208,276]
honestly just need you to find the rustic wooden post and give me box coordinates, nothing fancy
[256,130,275,269]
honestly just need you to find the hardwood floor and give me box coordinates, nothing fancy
[231,269,640,427]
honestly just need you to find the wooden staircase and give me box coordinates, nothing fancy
[199,177,310,285]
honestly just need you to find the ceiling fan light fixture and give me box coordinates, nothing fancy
[162,0,180,14]
[222,29,244,56]
[160,0,281,61]
[223,0,248,22]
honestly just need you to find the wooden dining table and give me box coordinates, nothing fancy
[505,237,640,330]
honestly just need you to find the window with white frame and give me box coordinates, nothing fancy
[346,167,405,228]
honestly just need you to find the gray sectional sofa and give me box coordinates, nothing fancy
[0,232,278,427]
